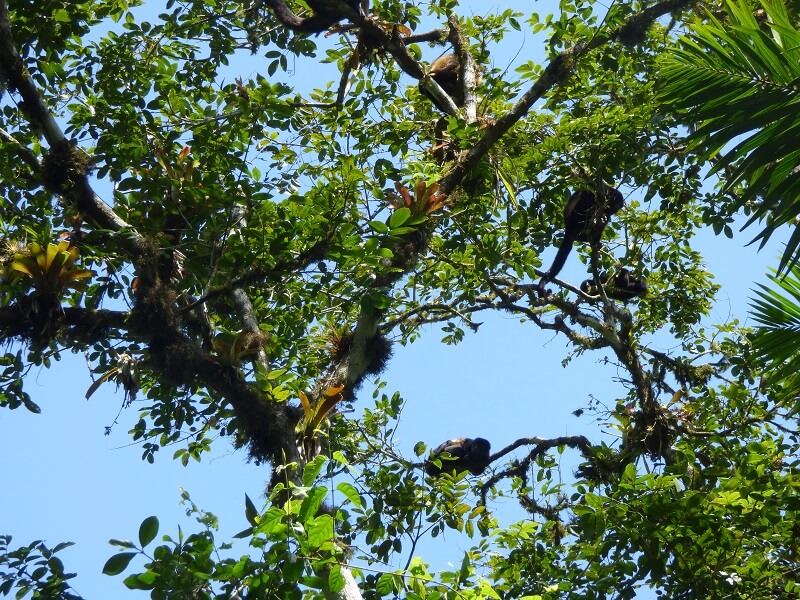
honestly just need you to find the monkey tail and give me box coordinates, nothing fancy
[546,236,574,280]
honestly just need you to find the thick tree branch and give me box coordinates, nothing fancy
[419,74,460,116]
[195,346,301,467]
[311,219,444,402]
[404,29,447,44]
[317,305,383,395]
[348,17,424,78]
[0,304,129,346]
[214,200,271,373]
[130,275,301,469]
[0,1,144,252]
[439,0,698,195]
[447,14,478,124]
[0,125,38,171]
[231,288,271,373]
[0,4,63,146]
[0,293,298,470]
[416,16,478,120]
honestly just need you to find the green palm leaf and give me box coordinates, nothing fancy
[660,0,800,271]
[749,262,800,400]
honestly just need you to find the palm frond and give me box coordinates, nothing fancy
[749,261,800,398]
[660,0,800,271]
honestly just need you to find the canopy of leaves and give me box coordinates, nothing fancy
[0,0,798,598]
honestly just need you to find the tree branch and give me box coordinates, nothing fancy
[0,125,38,171]
[180,236,330,315]
[0,303,129,347]
[447,14,478,123]
[480,435,593,505]
[438,0,698,195]
[0,0,144,252]
[231,288,271,373]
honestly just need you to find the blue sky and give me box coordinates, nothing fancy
[0,1,791,597]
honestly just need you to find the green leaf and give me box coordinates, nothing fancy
[298,486,328,523]
[302,455,327,486]
[260,507,286,535]
[102,552,137,576]
[52,541,74,553]
[244,493,260,526]
[477,580,502,599]
[459,551,471,580]
[749,264,800,396]
[362,291,390,311]
[307,513,334,548]
[138,516,159,547]
[578,511,605,541]
[123,571,157,590]
[368,220,389,234]
[48,556,64,575]
[388,207,411,228]
[659,1,800,271]
[376,573,395,596]
[328,564,345,593]
[386,226,416,236]
[336,481,363,508]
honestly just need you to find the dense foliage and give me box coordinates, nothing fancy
[1,0,799,598]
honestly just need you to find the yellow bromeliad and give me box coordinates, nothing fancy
[10,240,93,295]
[296,384,346,461]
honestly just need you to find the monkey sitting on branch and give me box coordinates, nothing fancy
[424,437,491,477]
[418,54,464,114]
[538,187,625,293]
[580,268,648,301]
[262,0,364,34]
[418,52,481,162]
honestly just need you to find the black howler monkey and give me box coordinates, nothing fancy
[424,437,491,477]
[263,0,364,34]
[540,188,625,287]
[418,54,463,113]
[580,268,648,301]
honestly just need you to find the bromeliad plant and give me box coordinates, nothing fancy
[10,240,93,297]
[5,240,94,346]
[295,385,346,462]
[385,180,451,217]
